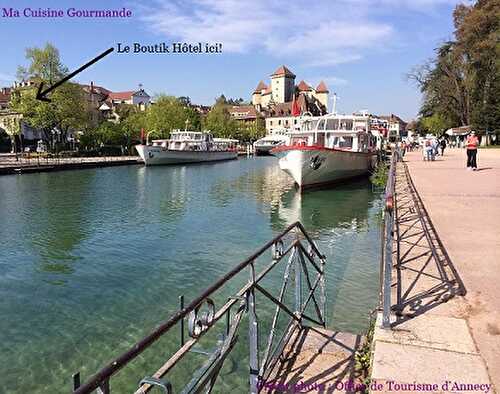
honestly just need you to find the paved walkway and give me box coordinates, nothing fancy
[371,148,500,393]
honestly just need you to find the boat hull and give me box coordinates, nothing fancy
[254,144,278,156]
[273,147,376,188]
[135,145,238,166]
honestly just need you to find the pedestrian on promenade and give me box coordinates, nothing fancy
[432,138,439,157]
[440,138,447,156]
[423,139,434,161]
[466,131,479,170]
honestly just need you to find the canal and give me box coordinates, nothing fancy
[0,157,382,393]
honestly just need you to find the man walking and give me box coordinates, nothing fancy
[440,138,447,156]
[466,131,479,170]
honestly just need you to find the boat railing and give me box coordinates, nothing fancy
[379,148,400,328]
[72,221,327,394]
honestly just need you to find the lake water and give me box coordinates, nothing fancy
[0,157,382,393]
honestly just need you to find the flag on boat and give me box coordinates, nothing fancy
[140,128,145,143]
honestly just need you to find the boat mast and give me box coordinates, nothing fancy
[331,93,337,115]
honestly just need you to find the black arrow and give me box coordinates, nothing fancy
[36,47,115,102]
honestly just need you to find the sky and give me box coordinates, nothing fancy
[0,0,469,121]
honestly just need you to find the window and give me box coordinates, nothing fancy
[278,120,281,125]
[317,120,325,130]
[285,120,289,126]
[340,119,353,130]
[339,136,353,148]
[269,121,273,126]
[326,119,339,130]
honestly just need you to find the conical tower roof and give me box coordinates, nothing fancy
[315,81,329,93]
[271,65,296,78]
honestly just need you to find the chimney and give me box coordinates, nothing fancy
[90,81,94,92]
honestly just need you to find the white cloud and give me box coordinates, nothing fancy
[138,0,462,67]
[308,76,349,87]
[138,0,395,66]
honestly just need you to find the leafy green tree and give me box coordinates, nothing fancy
[122,110,147,145]
[11,43,90,150]
[146,95,200,138]
[17,43,68,84]
[11,82,90,150]
[421,114,451,136]
[409,0,499,137]
[203,102,237,138]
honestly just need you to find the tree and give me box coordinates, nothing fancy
[11,43,90,151]
[146,96,201,138]
[408,1,500,136]
[453,0,500,134]
[11,82,90,150]
[421,114,451,136]
[0,113,22,153]
[17,43,68,84]
[203,101,237,138]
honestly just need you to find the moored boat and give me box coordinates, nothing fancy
[253,129,290,155]
[271,113,378,189]
[135,130,238,166]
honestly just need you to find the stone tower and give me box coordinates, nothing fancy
[314,81,329,109]
[270,65,295,103]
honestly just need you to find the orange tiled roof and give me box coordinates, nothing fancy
[315,81,329,93]
[271,65,295,78]
[227,105,258,120]
[297,80,312,91]
[108,91,135,101]
[253,80,268,93]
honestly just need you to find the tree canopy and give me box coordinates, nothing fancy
[11,43,90,147]
[409,0,500,135]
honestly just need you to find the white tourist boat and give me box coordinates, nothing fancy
[135,130,238,166]
[271,113,378,189]
[253,129,290,155]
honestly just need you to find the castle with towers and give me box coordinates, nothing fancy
[251,66,330,132]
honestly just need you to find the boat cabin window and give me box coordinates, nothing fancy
[316,119,325,130]
[291,136,309,146]
[339,119,353,130]
[326,119,339,130]
[339,136,353,148]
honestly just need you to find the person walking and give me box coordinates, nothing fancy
[431,138,439,158]
[440,138,447,156]
[466,131,479,170]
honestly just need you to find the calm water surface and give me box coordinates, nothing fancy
[0,157,381,393]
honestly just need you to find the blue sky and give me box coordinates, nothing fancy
[0,0,468,120]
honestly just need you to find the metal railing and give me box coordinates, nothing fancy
[72,221,327,394]
[379,149,399,329]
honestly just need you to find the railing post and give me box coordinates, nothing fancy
[382,151,396,329]
[319,256,327,328]
[248,262,259,393]
[179,295,185,346]
[97,379,110,394]
[295,245,303,314]
[73,372,81,391]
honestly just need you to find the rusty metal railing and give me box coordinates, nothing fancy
[72,221,327,394]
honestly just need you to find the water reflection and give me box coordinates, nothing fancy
[0,158,381,393]
[270,180,374,236]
